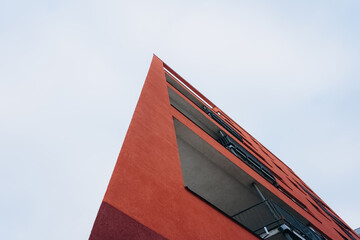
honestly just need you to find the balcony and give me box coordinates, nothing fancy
[232,199,325,240]
[170,86,327,240]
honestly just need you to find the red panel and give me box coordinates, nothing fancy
[96,55,259,240]
[89,201,167,240]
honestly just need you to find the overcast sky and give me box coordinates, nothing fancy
[1,1,359,239]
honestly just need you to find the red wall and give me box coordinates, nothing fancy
[90,56,259,240]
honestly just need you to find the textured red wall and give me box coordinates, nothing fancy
[90,56,259,239]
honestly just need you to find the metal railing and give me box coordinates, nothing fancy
[232,199,324,240]
[202,106,244,142]
[217,132,277,185]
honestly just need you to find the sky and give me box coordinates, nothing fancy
[0,1,359,239]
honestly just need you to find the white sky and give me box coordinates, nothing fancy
[1,1,359,239]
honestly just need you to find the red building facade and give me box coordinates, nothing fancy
[90,56,359,240]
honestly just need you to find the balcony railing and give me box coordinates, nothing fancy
[217,131,277,185]
[202,106,244,142]
[232,199,325,240]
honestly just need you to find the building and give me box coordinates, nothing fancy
[89,55,359,240]
[355,227,360,236]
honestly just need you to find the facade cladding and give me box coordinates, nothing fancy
[90,56,359,240]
